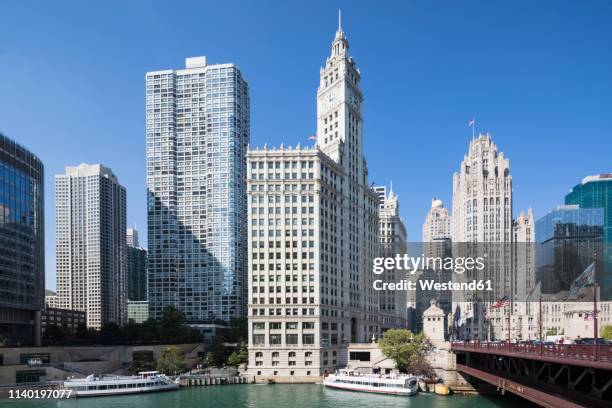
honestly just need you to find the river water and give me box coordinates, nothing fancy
[2,384,532,407]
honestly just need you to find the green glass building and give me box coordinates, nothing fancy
[565,174,612,299]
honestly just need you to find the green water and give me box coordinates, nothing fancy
[1,384,531,407]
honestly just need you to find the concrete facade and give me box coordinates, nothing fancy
[54,164,127,329]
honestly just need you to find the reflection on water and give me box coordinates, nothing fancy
[3,384,532,408]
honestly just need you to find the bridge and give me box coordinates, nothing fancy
[451,342,612,407]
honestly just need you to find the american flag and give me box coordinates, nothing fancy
[569,262,595,298]
[468,118,475,127]
[307,134,317,141]
[491,295,510,309]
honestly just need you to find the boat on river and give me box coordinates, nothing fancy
[323,369,418,396]
[63,370,179,397]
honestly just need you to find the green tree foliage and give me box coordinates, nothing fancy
[601,325,612,340]
[209,337,227,368]
[205,352,215,368]
[42,325,66,345]
[42,306,203,346]
[156,345,183,375]
[378,329,433,373]
[226,341,248,367]
[228,317,248,343]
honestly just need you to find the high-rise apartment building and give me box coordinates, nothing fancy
[146,56,250,331]
[376,187,407,329]
[127,227,147,302]
[0,133,44,346]
[126,227,139,247]
[55,164,127,329]
[247,17,382,377]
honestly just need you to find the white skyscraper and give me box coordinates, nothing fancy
[126,227,139,247]
[452,134,513,244]
[451,134,533,340]
[377,187,408,329]
[55,164,127,329]
[423,198,451,259]
[146,56,249,331]
[247,16,382,378]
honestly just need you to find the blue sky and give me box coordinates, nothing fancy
[1,1,611,290]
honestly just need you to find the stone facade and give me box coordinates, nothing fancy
[246,17,387,378]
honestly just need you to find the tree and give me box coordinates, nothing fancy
[157,346,183,375]
[43,325,66,345]
[100,322,123,344]
[228,317,248,343]
[205,352,215,368]
[75,322,88,339]
[601,325,612,340]
[209,337,227,367]
[160,306,185,339]
[226,341,248,367]
[378,329,433,373]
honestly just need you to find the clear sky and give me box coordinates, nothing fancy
[1,1,611,290]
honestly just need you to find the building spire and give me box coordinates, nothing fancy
[332,10,348,56]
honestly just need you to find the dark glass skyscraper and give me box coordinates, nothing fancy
[0,133,44,346]
[565,174,612,299]
[535,205,604,296]
[127,229,147,301]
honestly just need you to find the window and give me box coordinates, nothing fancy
[303,334,314,345]
[286,334,298,345]
[252,322,265,330]
[302,322,314,329]
[253,334,265,345]
[270,322,281,330]
[270,334,282,345]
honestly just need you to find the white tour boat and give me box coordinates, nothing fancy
[323,369,419,396]
[63,371,179,397]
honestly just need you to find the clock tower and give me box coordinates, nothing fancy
[316,11,364,184]
[315,12,380,343]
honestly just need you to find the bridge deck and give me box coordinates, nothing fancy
[452,342,612,370]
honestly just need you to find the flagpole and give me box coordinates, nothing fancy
[593,251,598,361]
[471,303,475,342]
[507,305,511,342]
[594,283,598,360]
[539,294,543,356]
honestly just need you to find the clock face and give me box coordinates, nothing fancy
[326,89,337,110]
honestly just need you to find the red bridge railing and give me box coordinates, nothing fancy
[451,341,612,365]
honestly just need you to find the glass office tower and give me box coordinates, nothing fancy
[565,174,612,299]
[535,205,604,296]
[146,57,249,335]
[0,133,44,346]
